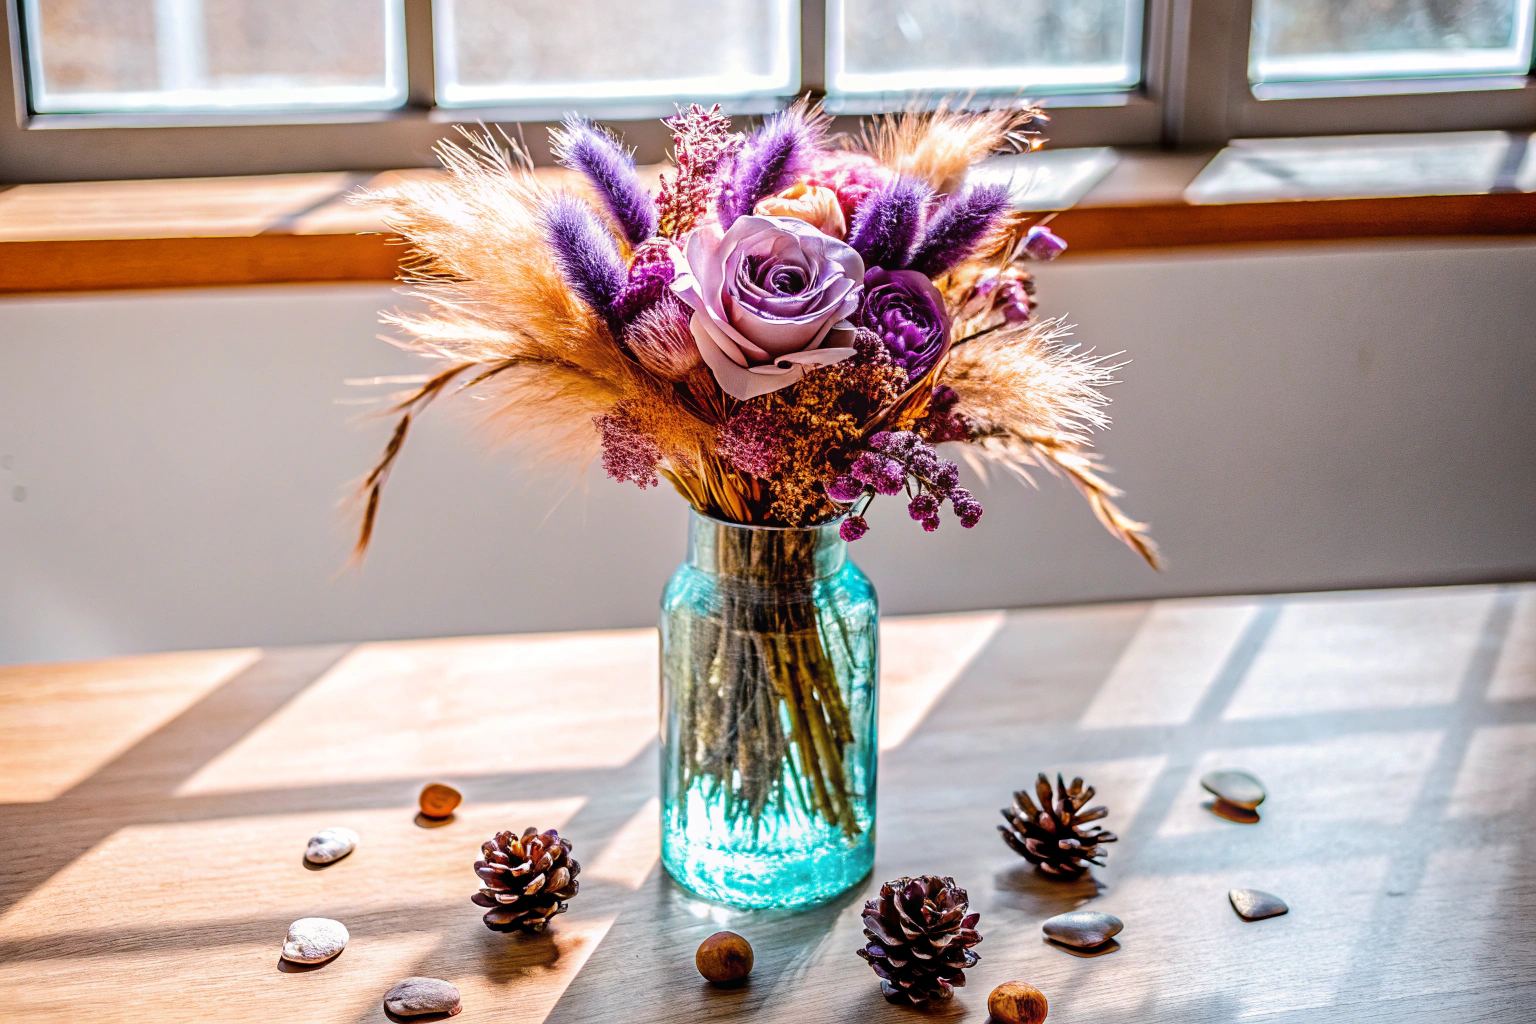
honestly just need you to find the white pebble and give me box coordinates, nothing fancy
[281,917,349,963]
[305,827,359,865]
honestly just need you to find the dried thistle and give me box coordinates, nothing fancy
[861,101,1044,196]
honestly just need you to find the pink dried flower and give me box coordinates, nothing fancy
[803,151,893,223]
[656,104,742,240]
[595,405,660,488]
[717,403,782,478]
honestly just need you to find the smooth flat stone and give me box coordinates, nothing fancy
[304,827,359,865]
[1229,888,1288,921]
[280,918,349,963]
[1041,910,1124,948]
[384,977,462,1017]
[1201,769,1267,810]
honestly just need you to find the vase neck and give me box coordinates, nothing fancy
[687,511,848,583]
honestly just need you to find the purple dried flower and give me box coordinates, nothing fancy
[921,514,941,532]
[867,431,897,453]
[909,446,941,480]
[551,117,657,247]
[850,452,904,495]
[595,408,660,488]
[908,184,1012,277]
[718,403,782,478]
[934,461,961,491]
[543,193,626,333]
[908,492,940,520]
[857,268,951,379]
[717,108,819,229]
[847,177,931,272]
[1023,224,1068,261]
[951,487,984,528]
[616,239,679,324]
[840,515,869,542]
[826,474,866,502]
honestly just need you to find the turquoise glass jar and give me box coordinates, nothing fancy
[660,511,879,909]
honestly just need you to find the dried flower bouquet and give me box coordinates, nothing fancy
[352,100,1156,839]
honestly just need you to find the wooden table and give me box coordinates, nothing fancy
[2,584,1533,1023]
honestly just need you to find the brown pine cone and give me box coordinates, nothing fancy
[999,772,1116,879]
[471,827,581,933]
[855,876,982,1005]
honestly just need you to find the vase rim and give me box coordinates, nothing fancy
[689,508,848,534]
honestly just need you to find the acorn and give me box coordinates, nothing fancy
[988,981,1048,1024]
[419,782,462,819]
[695,931,753,985]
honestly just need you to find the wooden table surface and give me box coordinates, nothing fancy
[2,583,1533,1023]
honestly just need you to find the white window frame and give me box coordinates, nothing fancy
[2,0,1533,184]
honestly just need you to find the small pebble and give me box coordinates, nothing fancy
[696,930,753,985]
[383,977,462,1017]
[1201,769,1266,811]
[988,980,1048,1024]
[281,917,348,963]
[304,827,359,865]
[1229,888,1288,921]
[419,783,462,819]
[1041,910,1123,949]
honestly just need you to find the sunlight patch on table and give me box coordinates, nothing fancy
[0,647,258,803]
[1448,724,1536,818]
[585,796,661,889]
[1158,731,1442,835]
[1488,587,1536,701]
[177,630,659,795]
[1080,599,1259,728]
[0,934,441,1024]
[0,798,583,938]
[1225,588,1497,719]
[879,611,1004,750]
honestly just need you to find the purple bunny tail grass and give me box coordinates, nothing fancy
[908,183,1012,277]
[717,106,822,229]
[542,192,627,334]
[847,176,932,272]
[550,118,657,247]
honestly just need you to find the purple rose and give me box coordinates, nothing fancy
[670,215,865,400]
[857,267,952,379]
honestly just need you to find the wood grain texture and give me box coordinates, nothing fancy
[0,587,1533,1023]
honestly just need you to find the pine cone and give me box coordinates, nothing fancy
[471,827,581,933]
[999,772,1117,879]
[856,876,982,1005]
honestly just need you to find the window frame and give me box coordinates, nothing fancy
[2,0,1534,185]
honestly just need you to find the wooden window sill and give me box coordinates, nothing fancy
[2,133,1534,295]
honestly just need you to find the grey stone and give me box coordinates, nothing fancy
[1229,888,1288,921]
[280,917,349,963]
[384,977,462,1017]
[1201,769,1267,810]
[304,827,359,865]
[1042,910,1124,948]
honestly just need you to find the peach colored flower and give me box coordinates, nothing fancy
[752,183,847,239]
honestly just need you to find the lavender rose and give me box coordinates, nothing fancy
[670,215,865,400]
[857,267,952,379]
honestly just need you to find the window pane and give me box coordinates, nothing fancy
[1251,0,1536,83]
[435,0,797,107]
[23,0,406,114]
[828,0,1143,97]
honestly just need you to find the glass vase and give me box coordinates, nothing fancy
[659,510,879,909]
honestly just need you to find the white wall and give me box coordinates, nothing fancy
[3,240,1534,664]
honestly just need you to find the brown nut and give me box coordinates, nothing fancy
[695,930,753,985]
[988,981,1048,1024]
[418,783,462,819]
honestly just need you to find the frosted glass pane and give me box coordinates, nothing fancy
[23,0,406,114]
[1251,0,1536,82]
[829,0,1142,96]
[434,0,797,106]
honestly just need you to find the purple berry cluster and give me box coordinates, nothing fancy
[827,430,983,541]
